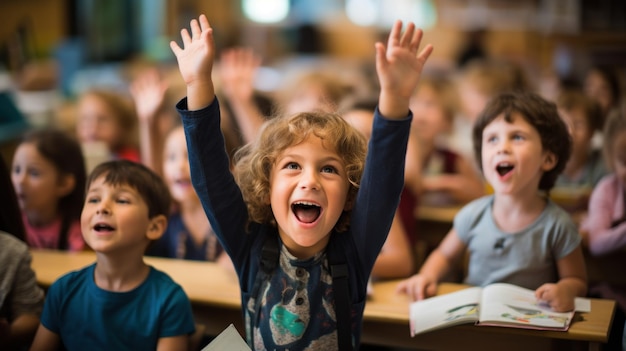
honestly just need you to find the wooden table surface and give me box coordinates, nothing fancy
[31,249,616,350]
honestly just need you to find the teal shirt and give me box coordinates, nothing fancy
[41,264,195,351]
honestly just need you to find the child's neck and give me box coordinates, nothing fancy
[24,208,59,227]
[492,192,547,233]
[93,253,149,292]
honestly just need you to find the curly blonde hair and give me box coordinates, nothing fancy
[233,111,367,232]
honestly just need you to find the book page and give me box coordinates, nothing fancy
[478,283,574,330]
[201,324,251,351]
[409,287,482,336]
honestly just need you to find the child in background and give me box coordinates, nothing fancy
[29,160,195,351]
[579,110,626,351]
[584,65,622,125]
[11,129,86,251]
[448,59,529,162]
[146,125,230,265]
[130,68,177,176]
[410,75,484,206]
[552,89,608,218]
[581,110,626,255]
[75,89,140,165]
[170,14,432,350]
[0,155,45,350]
[397,91,587,313]
[279,69,355,116]
[131,67,230,265]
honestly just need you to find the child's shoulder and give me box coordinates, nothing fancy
[453,195,494,226]
[458,195,493,215]
[145,266,185,290]
[544,199,578,228]
[49,263,95,292]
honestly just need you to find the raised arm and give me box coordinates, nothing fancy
[170,14,216,110]
[218,47,265,143]
[375,20,433,119]
[130,68,170,174]
[396,228,467,301]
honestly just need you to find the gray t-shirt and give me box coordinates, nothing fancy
[454,196,581,290]
[0,231,44,321]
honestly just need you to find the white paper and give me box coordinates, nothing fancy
[575,297,591,313]
[201,324,251,351]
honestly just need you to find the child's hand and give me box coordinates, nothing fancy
[396,273,438,301]
[219,47,261,103]
[376,20,433,119]
[170,14,215,110]
[130,68,169,122]
[535,283,576,312]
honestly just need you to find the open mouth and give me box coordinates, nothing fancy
[94,223,115,232]
[291,201,321,224]
[496,162,514,177]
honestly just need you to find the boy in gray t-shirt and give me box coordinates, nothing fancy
[397,91,587,313]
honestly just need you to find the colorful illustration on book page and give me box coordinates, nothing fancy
[445,303,478,321]
[501,305,568,327]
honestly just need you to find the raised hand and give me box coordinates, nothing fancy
[219,47,261,103]
[170,14,215,110]
[130,68,169,122]
[376,20,433,119]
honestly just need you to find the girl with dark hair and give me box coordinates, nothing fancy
[11,128,86,251]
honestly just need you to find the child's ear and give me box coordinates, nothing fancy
[146,215,167,240]
[57,174,76,197]
[541,151,558,171]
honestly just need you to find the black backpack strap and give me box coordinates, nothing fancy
[328,239,352,351]
[252,232,279,313]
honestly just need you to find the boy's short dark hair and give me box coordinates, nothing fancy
[86,160,171,218]
[472,91,572,192]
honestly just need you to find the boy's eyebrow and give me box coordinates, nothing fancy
[279,152,344,164]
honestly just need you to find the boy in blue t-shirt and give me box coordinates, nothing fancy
[29,160,195,351]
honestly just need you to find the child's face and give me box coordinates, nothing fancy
[585,70,614,115]
[410,85,451,143]
[268,135,351,259]
[11,142,73,216]
[613,131,626,186]
[163,127,196,204]
[76,95,122,149]
[481,113,556,196]
[81,175,162,253]
[559,107,593,159]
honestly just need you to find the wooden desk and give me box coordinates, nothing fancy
[30,249,243,336]
[416,204,463,224]
[31,249,615,351]
[364,280,615,351]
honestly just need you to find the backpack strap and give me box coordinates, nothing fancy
[252,232,280,314]
[328,238,352,350]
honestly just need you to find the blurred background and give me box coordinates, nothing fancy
[1,0,625,160]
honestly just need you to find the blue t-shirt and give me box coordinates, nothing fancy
[41,264,195,351]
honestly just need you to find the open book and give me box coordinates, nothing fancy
[409,283,589,337]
